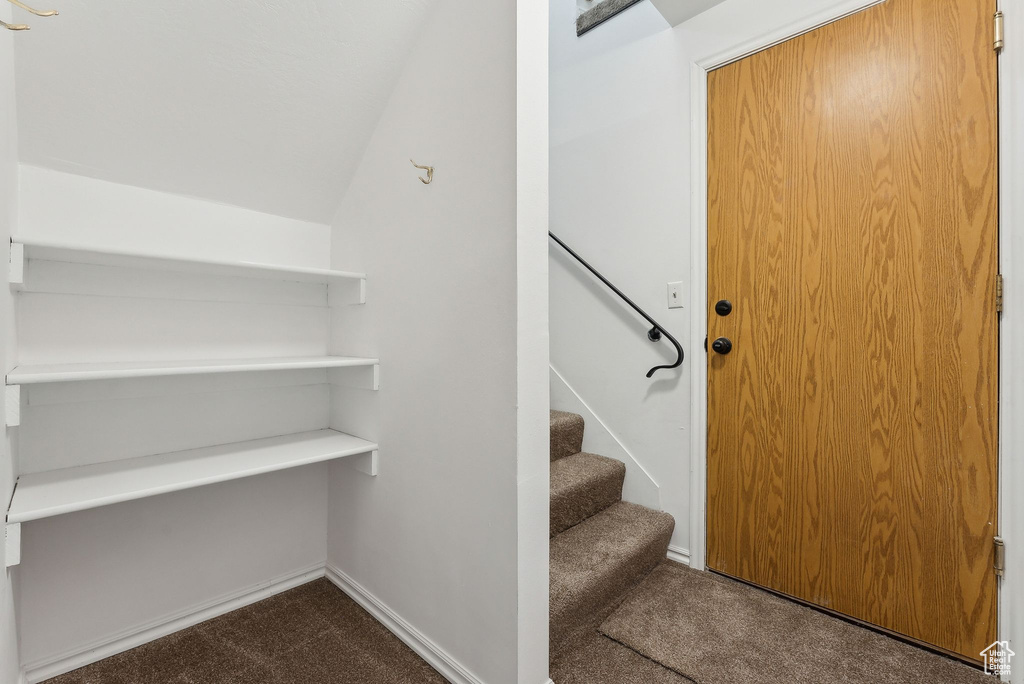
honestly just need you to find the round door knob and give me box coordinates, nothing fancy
[711,337,733,355]
[715,300,733,316]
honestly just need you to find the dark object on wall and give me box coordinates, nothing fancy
[577,0,645,36]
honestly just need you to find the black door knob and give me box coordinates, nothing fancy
[715,300,732,316]
[711,337,733,355]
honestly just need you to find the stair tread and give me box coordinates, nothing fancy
[551,452,624,497]
[550,501,674,647]
[551,500,674,592]
[550,453,625,537]
[550,410,585,462]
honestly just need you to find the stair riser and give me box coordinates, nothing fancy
[550,521,673,651]
[550,411,584,461]
[550,469,624,537]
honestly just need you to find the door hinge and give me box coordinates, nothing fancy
[996,274,1004,314]
[995,11,1005,53]
[994,536,1005,577]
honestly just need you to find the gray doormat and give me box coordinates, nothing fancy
[599,563,991,684]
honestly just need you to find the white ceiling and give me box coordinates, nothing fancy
[648,0,729,26]
[14,0,435,223]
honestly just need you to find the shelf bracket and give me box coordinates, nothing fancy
[5,385,20,428]
[5,523,20,568]
[9,241,24,287]
[329,364,379,391]
[327,277,366,306]
[345,449,378,477]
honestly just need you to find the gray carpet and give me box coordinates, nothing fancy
[552,627,694,684]
[551,501,674,652]
[549,410,585,462]
[548,410,674,654]
[550,451,625,537]
[599,563,990,684]
[44,579,444,684]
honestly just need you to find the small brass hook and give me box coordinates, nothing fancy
[410,159,433,185]
[1,18,30,29]
[7,0,57,16]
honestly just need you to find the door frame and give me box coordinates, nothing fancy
[686,0,1020,665]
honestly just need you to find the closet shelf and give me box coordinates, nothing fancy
[10,237,365,285]
[6,429,378,523]
[6,356,379,385]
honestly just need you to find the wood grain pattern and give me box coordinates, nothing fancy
[706,0,999,662]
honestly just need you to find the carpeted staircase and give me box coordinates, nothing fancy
[547,411,990,684]
[549,409,675,657]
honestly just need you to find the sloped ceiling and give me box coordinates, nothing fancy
[649,0,729,26]
[14,0,435,222]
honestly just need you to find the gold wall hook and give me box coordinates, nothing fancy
[7,0,56,16]
[410,160,433,185]
[1,18,30,29]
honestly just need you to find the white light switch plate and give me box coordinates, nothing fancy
[667,282,684,309]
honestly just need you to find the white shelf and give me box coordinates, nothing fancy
[7,355,379,385]
[7,429,378,523]
[10,237,365,286]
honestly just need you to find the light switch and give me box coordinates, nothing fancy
[667,282,684,309]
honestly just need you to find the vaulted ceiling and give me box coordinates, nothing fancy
[649,0,730,26]
[14,0,435,222]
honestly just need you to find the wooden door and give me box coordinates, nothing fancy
[706,0,999,662]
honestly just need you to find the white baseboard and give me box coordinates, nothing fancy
[667,545,691,566]
[23,563,326,683]
[325,562,487,684]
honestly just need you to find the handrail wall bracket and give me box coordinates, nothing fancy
[549,231,684,378]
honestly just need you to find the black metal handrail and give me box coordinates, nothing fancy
[549,231,684,378]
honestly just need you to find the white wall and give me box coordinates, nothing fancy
[325,0,547,681]
[18,166,332,268]
[516,0,551,679]
[516,1,548,679]
[550,0,692,552]
[551,0,669,69]
[1,10,22,684]
[14,0,436,224]
[12,170,335,679]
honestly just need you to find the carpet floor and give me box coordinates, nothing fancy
[597,562,990,684]
[42,578,445,684]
